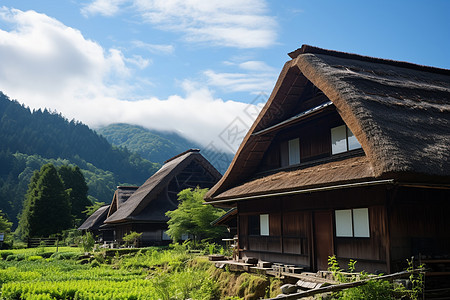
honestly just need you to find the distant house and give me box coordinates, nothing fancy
[99,149,222,246]
[205,45,450,274]
[78,205,110,239]
[78,186,138,242]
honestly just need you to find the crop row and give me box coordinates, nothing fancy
[2,279,158,299]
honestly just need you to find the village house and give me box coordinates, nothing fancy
[79,186,138,242]
[80,149,222,246]
[205,45,450,274]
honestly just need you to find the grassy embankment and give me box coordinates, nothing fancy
[0,245,282,299]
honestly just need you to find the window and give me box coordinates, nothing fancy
[248,214,270,236]
[288,138,300,165]
[260,214,269,236]
[335,208,370,237]
[331,125,361,155]
[162,230,172,241]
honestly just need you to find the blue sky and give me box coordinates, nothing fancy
[0,1,449,152]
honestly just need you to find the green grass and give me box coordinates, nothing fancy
[0,246,81,255]
[0,246,273,299]
[0,247,221,299]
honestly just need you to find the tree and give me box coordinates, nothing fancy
[166,187,227,243]
[83,201,106,217]
[122,231,143,247]
[17,163,72,239]
[58,165,91,224]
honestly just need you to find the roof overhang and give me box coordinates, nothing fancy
[206,179,395,205]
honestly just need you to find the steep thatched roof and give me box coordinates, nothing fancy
[206,45,450,202]
[78,205,110,231]
[105,149,221,223]
[107,186,138,218]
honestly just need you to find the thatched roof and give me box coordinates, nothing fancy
[78,205,110,231]
[205,45,450,203]
[105,149,221,224]
[107,186,138,218]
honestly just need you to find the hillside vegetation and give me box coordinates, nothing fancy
[97,123,233,174]
[0,92,159,227]
[0,245,280,299]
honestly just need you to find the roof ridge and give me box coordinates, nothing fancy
[289,44,450,76]
[164,148,200,164]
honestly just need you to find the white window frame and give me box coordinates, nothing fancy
[335,208,370,238]
[288,138,300,165]
[331,125,361,155]
[260,214,269,236]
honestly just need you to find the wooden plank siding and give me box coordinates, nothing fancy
[389,187,450,272]
[258,110,344,172]
[236,186,391,272]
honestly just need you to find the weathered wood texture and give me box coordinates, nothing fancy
[267,269,424,300]
[237,186,391,272]
[260,110,343,171]
[389,187,450,272]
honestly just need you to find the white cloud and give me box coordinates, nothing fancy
[203,60,278,94]
[238,61,276,72]
[82,0,277,48]
[81,0,128,17]
[131,40,174,55]
[0,8,260,153]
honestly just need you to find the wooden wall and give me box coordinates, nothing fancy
[237,186,390,271]
[259,110,344,171]
[389,187,450,272]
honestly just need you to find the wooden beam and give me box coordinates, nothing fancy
[265,269,424,300]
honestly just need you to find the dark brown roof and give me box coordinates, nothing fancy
[211,156,375,201]
[206,45,450,202]
[107,186,139,218]
[78,205,110,230]
[105,149,221,223]
[211,207,237,226]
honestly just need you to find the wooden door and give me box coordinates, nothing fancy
[314,211,334,271]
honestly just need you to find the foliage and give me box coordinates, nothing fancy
[17,164,72,239]
[58,165,91,224]
[0,246,278,299]
[166,187,227,243]
[393,258,425,300]
[80,232,95,253]
[122,231,143,247]
[82,201,106,217]
[327,255,424,299]
[97,123,232,174]
[0,93,160,228]
[0,210,13,248]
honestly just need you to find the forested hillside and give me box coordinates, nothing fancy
[0,92,159,227]
[97,124,233,174]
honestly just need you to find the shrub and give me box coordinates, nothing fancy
[80,232,95,253]
[326,255,424,299]
[27,255,43,261]
[0,251,13,260]
[50,252,81,260]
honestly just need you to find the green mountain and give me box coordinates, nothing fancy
[0,92,159,227]
[96,123,233,174]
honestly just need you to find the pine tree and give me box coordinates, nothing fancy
[58,165,91,224]
[17,164,72,239]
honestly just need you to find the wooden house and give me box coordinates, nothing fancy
[205,45,450,274]
[102,149,222,246]
[78,205,110,239]
[78,186,138,242]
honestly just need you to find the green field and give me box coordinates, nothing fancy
[0,246,275,300]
